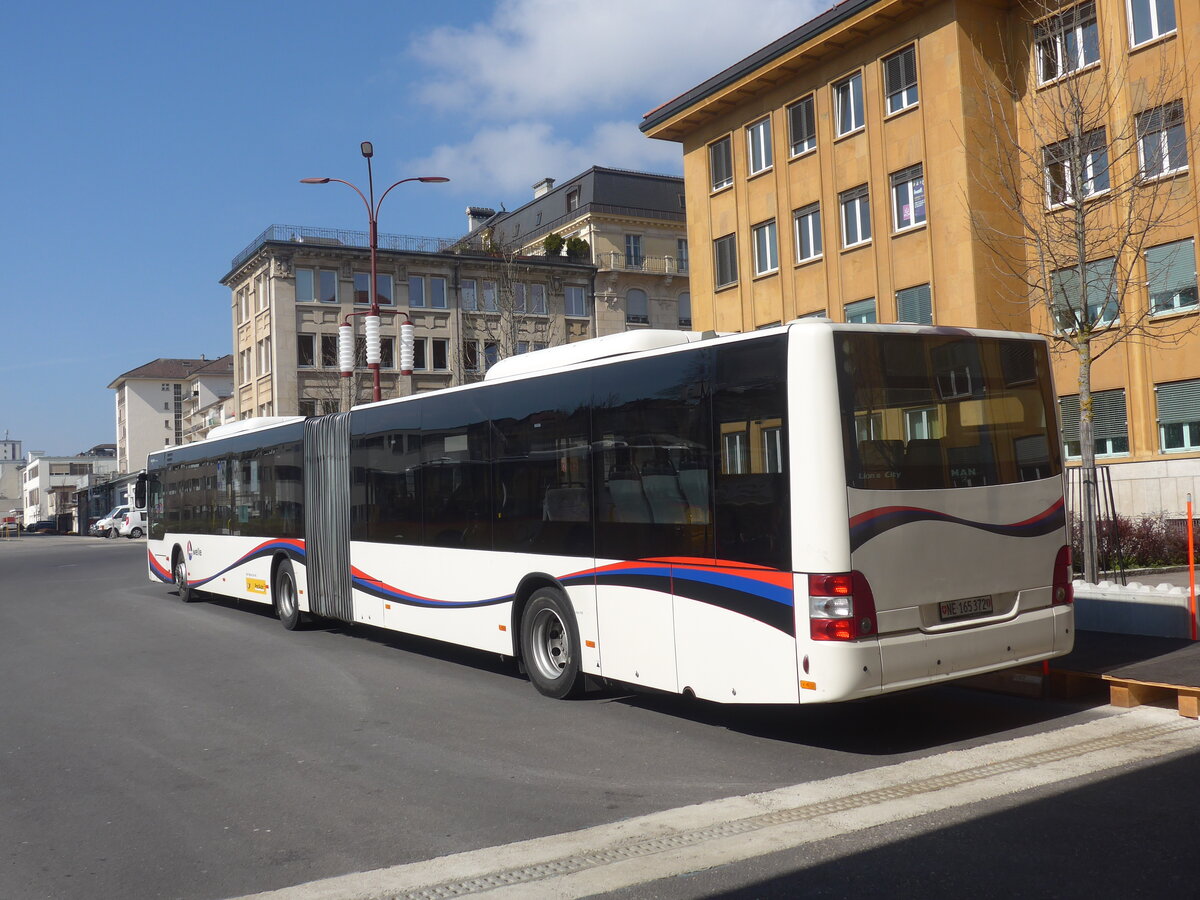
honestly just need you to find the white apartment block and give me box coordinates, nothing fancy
[109,356,233,473]
[21,452,119,524]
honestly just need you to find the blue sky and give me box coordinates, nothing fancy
[1,0,820,456]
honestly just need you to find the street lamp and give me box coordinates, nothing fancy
[301,143,449,403]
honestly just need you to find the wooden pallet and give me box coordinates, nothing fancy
[1048,669,1200,718]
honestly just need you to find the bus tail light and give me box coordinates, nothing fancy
[809,572,878,641]
[1053,545,1074,606]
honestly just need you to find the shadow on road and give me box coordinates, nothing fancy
[184,589,1103,756]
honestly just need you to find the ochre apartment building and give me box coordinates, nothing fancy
[642,0,1199,517]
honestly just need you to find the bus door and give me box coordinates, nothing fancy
[303,413,354,622]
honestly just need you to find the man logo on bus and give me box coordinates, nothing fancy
[187,541,193,561]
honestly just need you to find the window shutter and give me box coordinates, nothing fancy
[1148,239,1197,297]
[1090,389,1127,441]
[1060,395,1081,444]
[896,284,932,324]
[885,46,916,94]
[1156,379,1200,425]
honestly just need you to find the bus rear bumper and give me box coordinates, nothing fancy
[800,605,1074,703]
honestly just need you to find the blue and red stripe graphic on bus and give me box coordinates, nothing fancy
[849,498,1065,552]
[148,539,305,586]
[356,557,796,635]
[153,543,796,635]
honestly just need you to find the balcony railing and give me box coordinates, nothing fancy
[232,224,460,271]
[596,252,689,275]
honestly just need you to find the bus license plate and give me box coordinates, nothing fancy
[939,596,993,621]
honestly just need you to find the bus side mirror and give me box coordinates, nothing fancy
[135,473,147,509]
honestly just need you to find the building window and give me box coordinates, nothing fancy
[320,334,338,368]
[412,339,427,371]
[484,341,500,369]
[752,219,779,275]
[257,339,271,376]
[430,276,448,309]
[679,292,692,328]
[891,164,926,231]
[1137,102,1188,178]
[710,136,733,191]
[461,278,477,311]
[834,72,864,136]
[840,185,871,248]
[625,234,643,268]
[714,234,738,288]
[318,269,337,303]
[353,272,393,306]
[1052,258,1118,331]
[298,399,317,417]
[1035,2,1099,83]
[513,283,527,313]
[676,238,689,273]
[883,45,919,113]
[237,288,248,323]
[1157,379,1200,452]
[297,334,315,367]
[431,338,448,370]
[380,336,395,369]
[256,273,268,311]
[567,188,580,211]
[463,340,481,372]
[627,288,649,324]
[1128,0,1176,46]
[897,283,933,324]
[845,298,877,323]
[295,268,315,303]
[482,281,497,312]
[788,95,816,156]
[1044,129,1109,206]
[1060,390,1128,458]
[746,117,773,174]
[530,283,547,314]
[409,275,425,308]
[565,285,588,317]
[1147,238,1198,314]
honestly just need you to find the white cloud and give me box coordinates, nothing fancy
[411,0,825,121]
[409,119,684,197]
[404,0,826,203]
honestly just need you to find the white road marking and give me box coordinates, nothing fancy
[232,707,1200,900]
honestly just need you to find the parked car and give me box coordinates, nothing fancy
[117,508,146,539]
[26,520,59,534]
[92,505,130,538]
[1,517,20,536]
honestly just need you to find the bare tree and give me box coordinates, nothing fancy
[970,2,1200,581]
[457,225,561,383]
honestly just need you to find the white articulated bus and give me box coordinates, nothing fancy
[147,321,1073,704]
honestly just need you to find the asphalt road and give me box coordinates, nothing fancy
[0,537,1184,899]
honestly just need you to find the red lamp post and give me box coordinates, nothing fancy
[301,142,448,403]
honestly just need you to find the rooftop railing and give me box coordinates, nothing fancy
[232,224,459,271]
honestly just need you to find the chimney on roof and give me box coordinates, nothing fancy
[466,206,496,232]
[532,177,555,198]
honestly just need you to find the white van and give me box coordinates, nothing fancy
[93,505,130,538]
[117,508,146,539]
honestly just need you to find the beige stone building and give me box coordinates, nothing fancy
[221,226,597,417]
[642,0,1200,517]
[471,167,693,334]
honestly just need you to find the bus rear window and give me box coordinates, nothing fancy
[836,333,1061,490]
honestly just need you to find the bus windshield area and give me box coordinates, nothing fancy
[836,332,1062,490]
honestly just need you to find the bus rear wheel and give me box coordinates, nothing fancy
[520,588,583,699]
[274,559,304,631]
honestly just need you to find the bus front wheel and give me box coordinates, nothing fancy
[520,588,583,699]
[174,552,198,603]
[274,559,304,631]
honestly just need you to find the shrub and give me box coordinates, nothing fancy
[1070,512,1196,573]
[565,236,590,260]
[542,232,564,256]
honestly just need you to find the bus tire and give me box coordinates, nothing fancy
[520,588,583,699]
[173,550,198,603]
[274,558,304,631]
